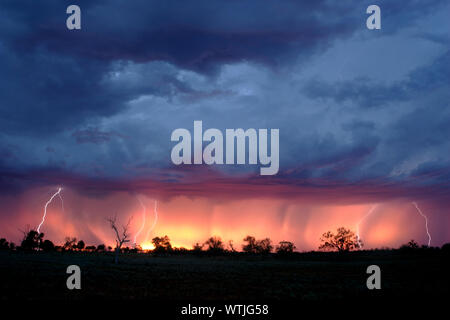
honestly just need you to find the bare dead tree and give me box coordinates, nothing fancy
[228,240,236,253]
[107,215,131,264]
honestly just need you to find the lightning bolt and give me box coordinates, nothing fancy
[133,197,146,246]
[37,187,64,233]
[412,202,431,247]
[144,200,158,243]
[356,205,377,245]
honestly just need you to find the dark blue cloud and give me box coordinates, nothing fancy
[303,50,450,108]
[2,0,360,71]
[0,0,448,199]
[3,1,443,70]
[72,127,125,144]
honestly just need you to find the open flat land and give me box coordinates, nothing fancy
[0,250,449,301]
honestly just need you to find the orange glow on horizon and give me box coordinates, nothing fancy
[1,186,444,250]
[140,242,155,251]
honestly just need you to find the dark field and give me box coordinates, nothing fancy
[1,250,449,302]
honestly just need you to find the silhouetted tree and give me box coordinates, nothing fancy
[9,242,16,251]
[41,239,55,252]
[407,240,419,249]
[192,242,204,253]
[242,236,273,254]
[173,247,188,254]
[242,235,258,253]
[204,236,225,253]
[0,238,9,250]
[152,235,172,254]
[441,243,450,254]
[76,240,85,251]
[85,245,96,252]
[319,227,361,252]
[228,240,236,253]
[21,230,44,251]
[63,237,77,251]
[400,239,419,251]
[255,238,273,254]
[96,244,106,252]
[122,246,131,253]
[276,241,296,254]
[107,215,131,264]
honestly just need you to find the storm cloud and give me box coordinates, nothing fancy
[0,0,448,200]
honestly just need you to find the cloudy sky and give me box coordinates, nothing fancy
[0,0,449,250]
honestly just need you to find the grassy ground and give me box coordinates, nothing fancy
[0,250,448,301]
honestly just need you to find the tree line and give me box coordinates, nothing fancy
[0,229,297,255]
[2,225,449,259]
